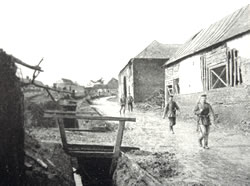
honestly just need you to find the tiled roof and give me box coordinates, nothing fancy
[136,40,180,59]
[164,4,250,66]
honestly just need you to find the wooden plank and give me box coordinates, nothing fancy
[204,57,207,91]
[65,128,109,132]
[208,69,211,90]
[206,60,227,68]
[233,49,237,86]
[113,121,125,157]
[59,103,77,107]
[206,63,209,90]
[44,110,98,115]
[68,151,114,158]
[56,118,68,149]
[237,56,241,84]
[200,56,204,91]
[110,121,126,174]
[228,51,232,86]
[67,144,139,152]
[44,114,136,122]
[226,49,229,86]
[231,50,234,86]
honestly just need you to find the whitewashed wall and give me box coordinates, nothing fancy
[178,55,203,94]
[227,33,250,85]
[227,33,250,58]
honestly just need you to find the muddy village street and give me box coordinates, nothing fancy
[90,96,250,186]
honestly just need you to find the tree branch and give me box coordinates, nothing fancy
[11,56,43,72]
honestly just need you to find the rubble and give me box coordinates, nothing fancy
[24,132,75,186]
[136,89,164,112]
[113,150,179,186]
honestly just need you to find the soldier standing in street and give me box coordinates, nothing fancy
[194,94,215,149]
[119,94,126,115]
[127,93,134,112]
[162,95,180,134]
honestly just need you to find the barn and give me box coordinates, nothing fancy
[119,40,180,102]
[163,5,250,126]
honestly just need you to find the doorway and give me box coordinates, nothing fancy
[123,76,127,98]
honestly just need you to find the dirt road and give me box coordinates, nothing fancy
[92,96,250,186]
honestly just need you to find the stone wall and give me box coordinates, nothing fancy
[118,60,134,99]
[174,86,250,128]
[133,58,165,102]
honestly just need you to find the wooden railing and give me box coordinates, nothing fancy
[44,110,136,174]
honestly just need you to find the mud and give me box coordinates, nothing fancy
[114,150,180,186]
[93,96,250,186]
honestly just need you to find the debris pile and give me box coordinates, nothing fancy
[114,150,179,186]
[24,132,74,186]
[136,89,164,111]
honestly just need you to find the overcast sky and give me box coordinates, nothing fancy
[0,0,249,86]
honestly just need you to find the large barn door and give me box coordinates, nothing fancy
[210,65,227,89]
[200,48,242,90]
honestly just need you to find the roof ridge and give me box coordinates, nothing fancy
[164,4,250,66]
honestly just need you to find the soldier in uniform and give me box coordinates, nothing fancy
[119,94,126,115]
[162,95,180,134]
[127,93,134,112]
[194,94,215,149]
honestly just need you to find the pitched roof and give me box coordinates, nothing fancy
[106,78,118,89]
[61,78,74,84]
[164,4,250,66]
[136,40,180,59]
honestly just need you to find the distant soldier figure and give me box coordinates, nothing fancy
[162,95,180,134]
[119,94,126,115]
[127,93,134,112]
[194,94,215,149]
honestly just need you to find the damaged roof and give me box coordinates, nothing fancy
[136,40,180,59]
[164,4,250,66]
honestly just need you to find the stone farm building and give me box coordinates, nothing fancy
[118,40,180,102]
[85,78,118,98]
[106,78,118,95]
[163,5,250,126]
[54,78,85,95]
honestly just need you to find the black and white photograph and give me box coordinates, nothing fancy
[0,0,250,185]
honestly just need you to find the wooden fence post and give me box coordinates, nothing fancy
[56,118,68,150]
[110,120,125,174]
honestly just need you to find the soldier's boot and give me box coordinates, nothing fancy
[204,136,209,149]
[169,126,174,134]
[198,138,203,147]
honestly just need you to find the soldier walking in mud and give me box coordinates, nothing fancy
[127,93,134,112]
[162,95,180,134]
[194,94,215,149]
[119,94,126,115]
